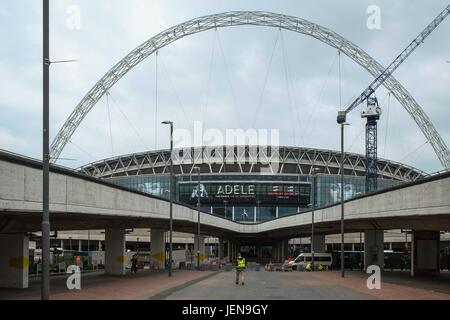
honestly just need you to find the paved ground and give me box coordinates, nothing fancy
[0,270,449,300]
[164,270,450,300]
[0,270,218,300]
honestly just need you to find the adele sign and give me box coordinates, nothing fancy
[217,184,255,196]
[182,182,309,205]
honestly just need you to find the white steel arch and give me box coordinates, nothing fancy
[50,11,450,168]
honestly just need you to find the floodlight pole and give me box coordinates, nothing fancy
[311,168,319,271]
[162,121,174,277]
[42,0,51,300]
[340,123,346,278]
[193,167,201,270]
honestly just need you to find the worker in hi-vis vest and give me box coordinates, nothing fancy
[235,253,246,285]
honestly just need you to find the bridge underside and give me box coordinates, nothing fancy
[1,210,449,241]
[0,211,235,238]
[1,154,450,288]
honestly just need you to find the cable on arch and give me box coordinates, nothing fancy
[105,92,114,157]
[304,51,340,139]
[202,31,218,126]
[107,92,150,151]
[280,30,298,147]
[216,29,243,129]
[155,50,159,150]
[252,30,280,128]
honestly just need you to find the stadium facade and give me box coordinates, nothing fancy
[47,145,450,265]
[79,145,425,223]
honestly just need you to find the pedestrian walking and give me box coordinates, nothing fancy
[131,255,138,274]
[235,253,246,285]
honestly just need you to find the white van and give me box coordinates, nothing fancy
[288,253,333,270]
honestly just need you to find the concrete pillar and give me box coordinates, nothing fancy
[411,230,440,277]
[0,234,29,288]
[227,240,231,262]
[271,241,277,262]
[232,241,237,261]
[229,241,233,261]
[151,229,166,270]
[277,241,281,262]
[364,230,384,270]
[312,234,326,253]
[218,238,224,259]
[194,235,206,263]
[105,228,126,275]
[233,241,237,261]
[256,244,261,263]
[273,240,286,262]
[281,240,287,262]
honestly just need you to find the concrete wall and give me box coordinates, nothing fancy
[0,159,240,234]
[364,230,384,270]
[1,158,450,237]
[411,230,440,277]
[194,235,205,263]
[150,229,165,269]
[312,234,326,253]
[0,234,29,288]
[105,228,125,275]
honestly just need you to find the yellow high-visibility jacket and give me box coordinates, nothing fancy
[236,258,246,270]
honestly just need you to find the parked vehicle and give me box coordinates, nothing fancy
[288,253,333,270]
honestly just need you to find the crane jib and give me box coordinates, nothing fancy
[338,4,450,122]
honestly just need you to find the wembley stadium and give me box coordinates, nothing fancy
[79,145,425,223]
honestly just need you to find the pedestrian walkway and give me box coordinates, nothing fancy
[164,270,450,300]
[0,270,217,300]
[1,269,449,300]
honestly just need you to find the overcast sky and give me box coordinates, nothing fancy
[0,0,449,173]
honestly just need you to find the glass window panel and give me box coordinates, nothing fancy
[278,206,298,217]
[257,206,277,221]
[234,206,255,222]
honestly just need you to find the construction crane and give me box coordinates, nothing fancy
[337,4,450,193]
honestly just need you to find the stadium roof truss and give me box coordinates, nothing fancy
[79,146,426,182]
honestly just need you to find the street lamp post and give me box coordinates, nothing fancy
[42,0,50,301]
[310,167,320,271]
[87,230,90,268]
[359,232,363,271]
[193,166,201,270]
[340,122,349,278]
[162,120,174,277]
